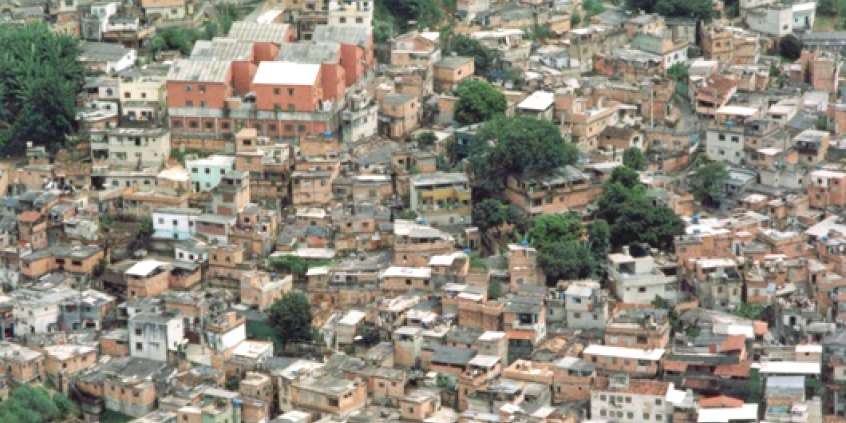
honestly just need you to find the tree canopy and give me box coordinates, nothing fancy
[526,213,584,249]
[627,0,716,22]
[779,34,802,61]
[583,0,605,19]
[689,162,729,203]
[0,23,84,153]
[596,166,685,250]
[268,256,308,277]
[442,28,497,76]
[454,80,507,125]
[622,147,647,171]
[0,384,78,423]
[267,291,313,346]
[524,213,607,285]
[380,0,444,31]
[472,198,523,233]
[468,116,580,195]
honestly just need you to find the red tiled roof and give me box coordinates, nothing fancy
[18,211,42,223]
[714,362,751,378]
[753,321,768,336]
[664,361,688,372]
[719,334,746,352]
[700,395,743,409]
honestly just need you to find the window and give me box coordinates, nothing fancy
[158,218,164,224]
[285,124,293,131]
[222,122,230,130]
[205,122,213,129]
[189,121,198,129]
[718,134,725,141]
[141,92,147,99]
[627,412,634,419]
[173,120,183,128]
[644,413,651,420]
[205,168,210,174]
[600,395,607,401]
[269,124,277,132]
[655,399,662,406]
[124,92,131,99]
[656,415,663,421]
[274,88,281,95]
[573,312,581,318]
[135,342,143,351]
[298,125,306,132]
[288,88,295,95]
[185,85,192,92]
[600,410,607,417]
[200,101,206,108]
[356,17,363,23]
[186,100,193,107]
[638,287,647,293]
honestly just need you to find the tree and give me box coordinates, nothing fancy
[583,0,605,18]
[442,29,497,76]
[472,198,523,233]
[139,217,154,239]
[689,162,729,203]
[381,0,443,31]
[415,131,438,148]
[455,80,507,125]
[488,278,502,299]
[627,0,716,22]
[588,219,611,260]
[779,34,802,61]
[0,385,77,422]
[0,24,83,153]
[468,116,580,195]
[538,240,598,284]
[608,166,642,190]
[622,148,647,170]
[267,292,313,346]
[268,256,308,277]
[526,213,584,249]
[667,63,690,82]
[225,377,241,391]
[94,257,109,278]
[571,12,582,26]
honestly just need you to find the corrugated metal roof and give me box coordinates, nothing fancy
[227,21,290,43]
[191,38,254,61]
[312,25,371,45]
[167,60,230,83]
[275,41,340,63]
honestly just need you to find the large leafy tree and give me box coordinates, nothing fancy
[627,0,716,22]
[0,384,77,423]
[267,291,313,346]
[0,23,84,152]
[588,219,612,260]
[454,80,507,125]
[622,148,647,171]
[442,28,497,76]
[472,198,523,233]
[381,0,443,30]
[468,116,580,195]
[689,162,729,203]
[597,166,685,250]
[538,241,599,283]
[779,34,802,61]
[526,213,584,249]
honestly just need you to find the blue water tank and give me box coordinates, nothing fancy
[693,229,701,234]
[464,248,471,256]
[323,131,332,137]
[271,273,278,279]
[823,236,829,243]
[419,218,427,225]
[692,214,700,224]
[521,239,528,247]
[727,121,734,127]
[817,164,823,170]
[233,399,242,407]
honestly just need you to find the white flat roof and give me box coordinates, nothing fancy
[697,404,758,423]
[518,91,555,111]
[717,105,758,116]
[755,361,820,375]
[583,345,665,361]
[338,310,366,325]
[468,354,500,368]
[382,266,432,279]
[796,344,822,353]
[253,62,320,85]
[126,259,170,277]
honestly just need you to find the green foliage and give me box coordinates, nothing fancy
[151,27,209,55]
[454,80,507,125]
[769,63,781,78]
[0,24,83,153]
[380,0,443,30]
[139,217,154,239]
[101,410,135,423]
[526,214,584,249]
[503,66,525,83]
[170,148,202,166]
[399,210,419,220]
[0,384,78,423]
[583,0,605,19]
[538,240,599,284]
[217,3,242,34]
[588,219,611,260]
[816,117,829,131]
[268,255,308,276]
[94,257,110,277]
[667,63,690,82]
[100,211,114,229]
[571,12,582,26]
[472,198,523,232]
[734,302,765,320]
[436,374,455,389]
[779,34,802,61]
[468,116,579,195]
[488,278,502,299]
[267,291,314,346]
[689,162,729,202]
[597,167,685,250]
[627,0,716,22]
[415,131,438,148]
[442,29,497,76]
[470,256,488,270]
[622,148,647,171]
[225,377,241,391]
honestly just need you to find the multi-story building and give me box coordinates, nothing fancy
[326,0,373,27]
[608,248,679,304]
[152,207,201,240]
[186,156,236,193]
[560,280,609,329]
[90,127,171,166]
[408,172,471,226]
[128,311,185,362]
[117,68,168,124]
[125,260,171,299]
[0,342,45,383]
[590,376,688,422]
[503,166,601,216]
[290,375,368,419]
[379,93,420,140]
